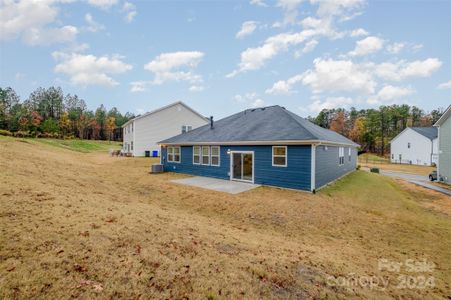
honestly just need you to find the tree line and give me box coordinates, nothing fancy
[309,105,445,155]
[1,86,445,155]
[0,86,134,140]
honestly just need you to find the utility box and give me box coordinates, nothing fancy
[151,164,164,173]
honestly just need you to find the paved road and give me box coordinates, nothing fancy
[379,170,428,182]
[408,180,451,196]
[364,168,451,197]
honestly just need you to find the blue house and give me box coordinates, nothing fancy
[158,105,359,192]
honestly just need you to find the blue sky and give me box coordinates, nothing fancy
[1,0,450,119]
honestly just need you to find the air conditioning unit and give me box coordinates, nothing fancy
[150,164,164,173]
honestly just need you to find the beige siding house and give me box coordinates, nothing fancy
[434,105,451,184]
[122,102,208,156]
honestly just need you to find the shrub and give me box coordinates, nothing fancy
[356,164,361,170]
[13,131,31,138]
[370,167,380,174]
[431,162,436,167]
[0,129,12,136]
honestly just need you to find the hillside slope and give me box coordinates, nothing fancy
[0,137,450,299]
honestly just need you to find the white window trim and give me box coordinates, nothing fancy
[193,146,201,165]
[167,146,181,163]
[201,145,210,165]
[339,147,344,166]
[182,125,193,134]
[211,146,220,167]
[272,146,287,167]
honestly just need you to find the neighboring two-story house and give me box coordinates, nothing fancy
[390,127,438,166]
[434,105,451,184]
[122,101,208,157]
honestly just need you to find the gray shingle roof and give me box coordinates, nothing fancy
[159,105,359,146]
[410,127,438,140]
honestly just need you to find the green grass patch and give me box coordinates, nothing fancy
[31,138,121,153]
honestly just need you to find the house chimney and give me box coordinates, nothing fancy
[210,116,214,129]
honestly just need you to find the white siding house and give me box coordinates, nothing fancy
[122,101,208,156]
[434,105,451,184]
[390,127,438,166]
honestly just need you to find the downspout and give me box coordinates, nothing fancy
[437,126,440,178]
[311,142,322,193]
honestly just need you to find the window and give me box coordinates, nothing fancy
[407,142,411,149]
[339,147,344,165]
[202,146,210,165]
[128,125,130,133]
[348,147,351,161]
[272,146,287,167]
[193,146,200,164]
[182,125,193,134]
[391,154,394,159]
[167,146,181,163]
[131,141,133,151]
[211,146,220,166]
[131,123,133,132]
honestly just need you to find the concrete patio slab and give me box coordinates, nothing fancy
[171,176,260,194]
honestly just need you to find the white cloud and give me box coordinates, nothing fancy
[189,85,205,92]
[88,0,119,9]
[438,80,451,90]
[265,74,303,95]
[227,31,314,77]
[251,98,266,107]
[23,25,78,46]
[312,0,365,18]
[236,21,258,39]
[122,2,137,23]
[412,44,423,52]
[308,96,354,113]
[250,0,268,7]
[350,28,368,37]
[233,92,266,108]
[229,0,365,77]
[69,43,90,52]
[372,58,442,81]
[144,51,204,85]
[85,13,104,32]
[301,58,376,94]
[273,0,304,27]
[349,36,384,56]
[368,85,414,104]
[130,81,147,92]
[0,0,78,45]
[386,42,404,54]
[52,52,132,87]
[294,39,318,57]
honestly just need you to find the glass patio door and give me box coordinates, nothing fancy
[231,152,253,182]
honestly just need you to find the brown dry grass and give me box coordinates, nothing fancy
[359,162,435,176]
[1,136,450,299]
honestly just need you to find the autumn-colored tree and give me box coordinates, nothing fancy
[18,116,28,131]
[59,112,71,138]
[105,116,116,141]
[349,117,366,145]
[329,111,346,135]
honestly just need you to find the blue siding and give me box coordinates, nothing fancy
[315,145,357,189]
[162,145,312,191]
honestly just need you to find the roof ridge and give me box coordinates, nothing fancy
[281,108,319,140]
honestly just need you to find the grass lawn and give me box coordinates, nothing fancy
[358,153,436,176]
[0,136,450,299]
[30,138,121,153]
